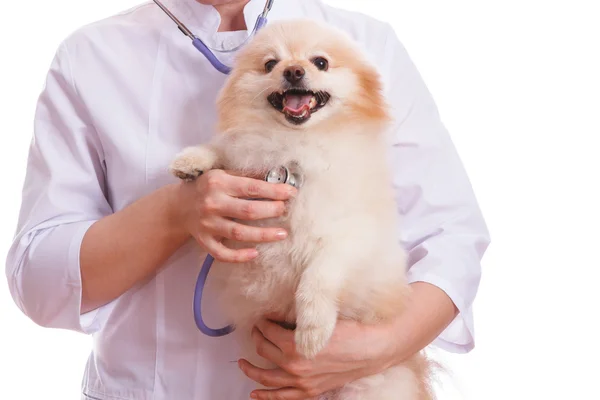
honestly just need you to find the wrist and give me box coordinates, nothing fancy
[163,182,192,240]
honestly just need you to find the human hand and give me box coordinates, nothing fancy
[238,318,400,399]
[174,169,297,263]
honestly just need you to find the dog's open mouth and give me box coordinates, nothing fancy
[267,89,331,125]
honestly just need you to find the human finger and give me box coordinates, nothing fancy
[251,325,316,381]
[215,219,288,243]
[250,369,362,400]
[218,196,287,221]
[238,359,298,390]
[256,319,297,356]
[251,327,284,365]
[222,174,297,200]
[199,235,258,263]
[250,386,312,400]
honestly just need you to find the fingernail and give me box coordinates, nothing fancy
[250,393,258,399]
[275,230,287,239]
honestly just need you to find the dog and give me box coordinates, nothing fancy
[170,19,435,400]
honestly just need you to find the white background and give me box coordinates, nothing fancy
[1,0,599,399]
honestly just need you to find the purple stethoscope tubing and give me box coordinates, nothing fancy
[193,254,235,337]
[152,0,275,336]
[191,15,268,74]
[194,167,301,337]
[152,0,273,75]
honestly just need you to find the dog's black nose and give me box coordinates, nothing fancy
[283,65,305,84]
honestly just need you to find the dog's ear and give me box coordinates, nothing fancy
[353,64,391,124]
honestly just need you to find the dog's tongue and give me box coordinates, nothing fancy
[284,94,313,113]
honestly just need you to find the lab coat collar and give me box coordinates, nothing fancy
[164,0,270,35]
[158,0,305,53]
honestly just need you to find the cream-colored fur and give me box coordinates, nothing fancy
[171,19,434,400]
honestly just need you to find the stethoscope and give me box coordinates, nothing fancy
[152,0,289,337]
[194,166,302,337]
[152,0,275,74]
[194,167,302,337]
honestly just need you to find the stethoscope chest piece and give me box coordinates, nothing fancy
[265,166,303,189]
[192,164,302,338]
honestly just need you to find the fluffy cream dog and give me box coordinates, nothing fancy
[170,19,434,400]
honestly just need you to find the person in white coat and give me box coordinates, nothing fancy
[4,0,490,399]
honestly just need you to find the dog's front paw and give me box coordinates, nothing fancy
[294,301,337,359]
[169,146,218,181]
[294,259,341,359]
[294,322,336,359]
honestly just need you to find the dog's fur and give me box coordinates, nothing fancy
[170,19,434,399]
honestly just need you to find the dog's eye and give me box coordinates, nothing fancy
[312,57,329,71]
[265,60,279,73]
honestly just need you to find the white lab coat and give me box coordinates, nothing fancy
[4,0,490,399]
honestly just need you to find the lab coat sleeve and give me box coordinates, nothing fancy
[381,26,491,353]
[4,41,114,334]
